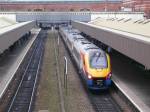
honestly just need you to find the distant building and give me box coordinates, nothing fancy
[0,1,122,12]
[123,0,150,18]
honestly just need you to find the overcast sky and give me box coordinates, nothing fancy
[4,0,122,2]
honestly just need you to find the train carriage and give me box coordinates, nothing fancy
[59,26,112,90]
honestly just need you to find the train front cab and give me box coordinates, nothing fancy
[81,51,112,90]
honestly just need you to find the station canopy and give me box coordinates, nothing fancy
[0,17,17,29]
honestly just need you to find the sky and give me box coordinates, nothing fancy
[4,0,122,2]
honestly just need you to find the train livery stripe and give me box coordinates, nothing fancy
[80,52,88,76]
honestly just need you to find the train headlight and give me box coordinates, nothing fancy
[106,72,112,79]
[88,74,92,79]
[86,71,93,79]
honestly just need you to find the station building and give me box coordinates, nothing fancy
[123,0,150,18]
[0,0,122,12]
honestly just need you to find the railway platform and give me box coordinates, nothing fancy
[0,28,41,100]
[112,53,150,112]
[72,20,150,112]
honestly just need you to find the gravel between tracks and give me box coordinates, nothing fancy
[34,30,60,112]
[34,30,95,112]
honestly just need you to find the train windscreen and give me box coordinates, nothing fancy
[89,52,107,69]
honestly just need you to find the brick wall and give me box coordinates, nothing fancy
[0,2,122,12]
[123,0,150,18]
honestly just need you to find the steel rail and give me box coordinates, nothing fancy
[28,36,44,112]
[7,30,44,112]
[7,37,39,112]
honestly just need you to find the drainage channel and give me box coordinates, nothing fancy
[7,30,46,112]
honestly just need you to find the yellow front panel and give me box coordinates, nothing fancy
[85,53,111,78]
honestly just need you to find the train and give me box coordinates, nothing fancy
[59,25,112,90]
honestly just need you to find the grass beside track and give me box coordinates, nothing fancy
[34,30,60,112]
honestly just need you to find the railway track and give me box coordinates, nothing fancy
[87,90,122,112]
[7,30,46,112]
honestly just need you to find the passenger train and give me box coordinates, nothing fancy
[59,25,112,90]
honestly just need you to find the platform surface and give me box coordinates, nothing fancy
[0,28,40,99]
[111,53,150,112]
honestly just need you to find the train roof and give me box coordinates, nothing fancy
[73,35,104,54]
[60,26,105,54]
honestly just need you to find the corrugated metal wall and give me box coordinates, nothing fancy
[72,21,150,69]
[16,12,91,23]
[0,12,144,24]
[15,12,144,23]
